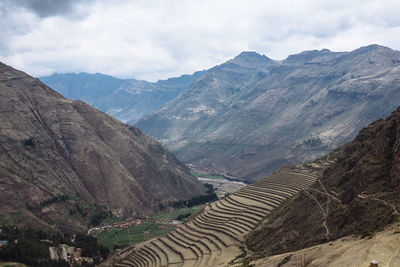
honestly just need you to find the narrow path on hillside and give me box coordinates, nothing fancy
[305,190,330,237]
[358,193,400,215]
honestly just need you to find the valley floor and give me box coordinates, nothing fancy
[247,222,400,267]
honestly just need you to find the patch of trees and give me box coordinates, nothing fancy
[25,194,110,228]
[159,183,218,210]
[75,234,109,264]
[175,213,191,221]
[0,227,73,246]
[41,194,70,207]
[171,192,218,209]
[159,203,166,211]
[204,183,214,193]
[0,227,70,266]
[0,227,109,266]
[89,209,109,226]
[22,137,36,147]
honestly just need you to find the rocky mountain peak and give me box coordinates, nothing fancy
[354,43,393,53]
[284,48,337,63]
[346,44,399,63]
[228,51,273,69]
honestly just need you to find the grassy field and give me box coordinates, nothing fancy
[190,171,226,180]
[97,206,204,250]
[97,222,176,251]
[0,263,27,267]
[152,205,204,220]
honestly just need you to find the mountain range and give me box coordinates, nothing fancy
[0,62,205,232]
[136,44,400,180]
[40,71,205,124]
[40,45,400,182]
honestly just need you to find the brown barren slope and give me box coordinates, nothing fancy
[0,62,205,232]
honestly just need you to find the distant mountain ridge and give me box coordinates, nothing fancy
[40,70,205,123]
[0,62,205,232]
[136,44,400,180]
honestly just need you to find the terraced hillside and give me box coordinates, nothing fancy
[102,160,331,267]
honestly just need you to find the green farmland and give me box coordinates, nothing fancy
[97,222,176,251]
[97,205,204,250]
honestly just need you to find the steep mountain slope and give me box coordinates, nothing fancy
[40,71,205,123]
[0,62,205,232]
[136,45,400,180]
[246,105,400,259]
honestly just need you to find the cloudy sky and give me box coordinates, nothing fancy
[1,0,400,81]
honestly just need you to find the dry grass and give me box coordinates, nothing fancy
[250,222,400,267]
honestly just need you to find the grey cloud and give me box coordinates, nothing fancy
[0,0,92,52]
[5,0,93,18]
[21,0,76,17]
[1,0,400,81]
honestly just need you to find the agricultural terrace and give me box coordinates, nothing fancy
[103,159,330,267]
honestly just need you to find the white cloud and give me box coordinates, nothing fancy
[1,0,400,81]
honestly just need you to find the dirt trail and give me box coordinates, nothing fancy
[358,193,400,215]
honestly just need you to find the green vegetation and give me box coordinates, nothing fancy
[190,171,225,180]
[97,222,176,251]
[25,194,110,227]
[22,137,36,148]
[159,183,217,210]
[0,263,28,267]
[170,193,217,208]
[75,234,109,260]
[89,209,109,226]
[175,213,191,221]
[0,212,24,227]
[153,205,203,220]
[0,227,108,266]
[203,183,214,193]
[97,205,205,251]
[0,229,67,266]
